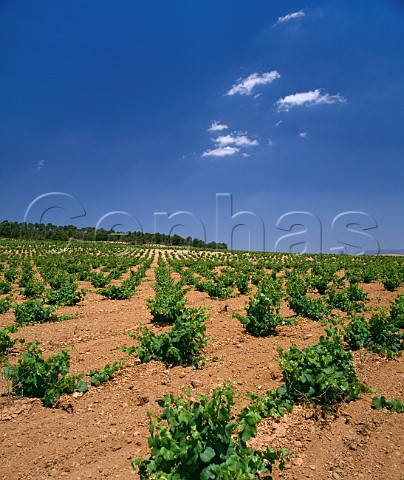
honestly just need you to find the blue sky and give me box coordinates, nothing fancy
[0,0,403,253]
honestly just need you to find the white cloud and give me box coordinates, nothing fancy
[226,71,281,96]
[208,120,228,132]
[214,133,259,147]
[299,131,308,138]
[37,160,45,170]
[274,120,283,128]
[268,137,274,146]
[276,89,346,111]
[182,152,196,159]
[276,10,305,25]
[202,125,259,159]
[201,146,240,158]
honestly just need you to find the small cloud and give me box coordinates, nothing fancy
[276,89,346,111]
[299,131,308,138]
[242,153,251,158]
[226,71,281,96]
[275,10,306,25]
[253,93,262,99]
[208,120,228,132]
[274,120,283,128]
[37,160,45,170]
[182,152,196,159]
[201,146,240,158]
[268,137,274,146]
[215,133,259,148]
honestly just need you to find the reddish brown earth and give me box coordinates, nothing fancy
[0,252,403,480]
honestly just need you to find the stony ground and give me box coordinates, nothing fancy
[0,252,403,480]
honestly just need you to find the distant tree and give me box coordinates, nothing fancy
[0,220,227,250]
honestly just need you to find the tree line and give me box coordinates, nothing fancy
[0,221,227,250]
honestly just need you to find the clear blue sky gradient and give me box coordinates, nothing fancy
[1,0,403,252]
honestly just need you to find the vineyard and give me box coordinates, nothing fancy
[0,238,403,479]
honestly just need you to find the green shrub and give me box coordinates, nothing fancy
[0,295,12,315]
[278,328,364,407]
[135,308,209,368]
[0,280,12,295]
[382,274,401,292]
[362,265,378,283]
[198,279,233,300]
[147,287,187,323]
[0,325,20,356]
[90,272,111,288]
[346,282,368,303]
[147,273,188,324]
[288,295,329,321]
[286,274,308,298]
[17,264,34,288]
[4,342,87,406]
[48,273,72,290]
[132,383,287,479]
[98,269,144,300]
[344,311,403,358]
[46,281,85,306]
[236,277,288,337]
[327,287,351,312]
[14,299,58,325]
[251,270,265,286]
[234,273,250,295]
[368,311,403,357]
[372,396,403,413]
[343,314,371,350]
[310,276,330,295]
[90,360,124,386]
[390,293,404,328]
[98,283,134,299]
[21,279,45,299]
[287,274,329,320]
[245,385,294,420]
[4,268,17,283]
